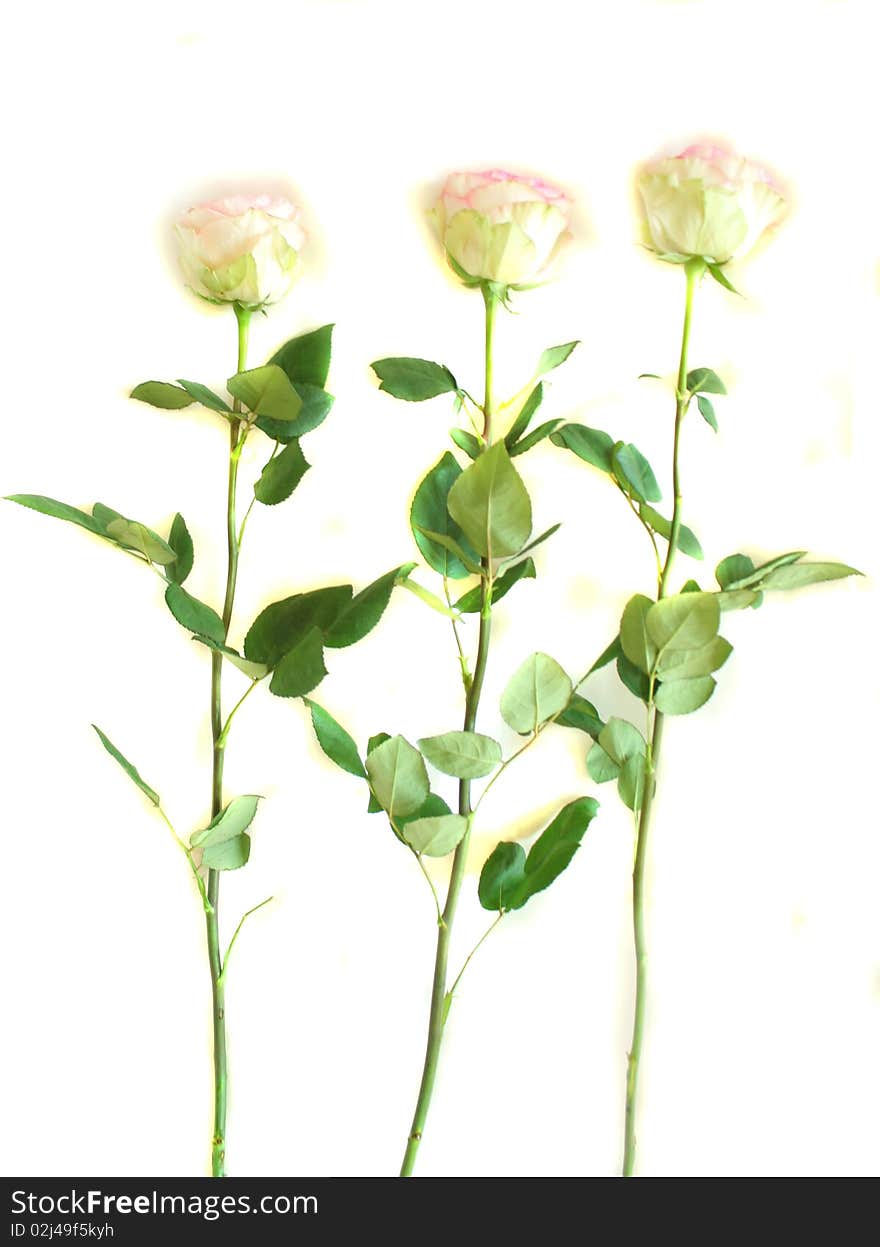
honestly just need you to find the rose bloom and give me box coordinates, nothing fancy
[434,169,571,287]
[637,144,786,265]
[175,194,306,308]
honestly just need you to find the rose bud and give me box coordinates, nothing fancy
[637,143,786,266]
[434,169,571,288]
[174,194,306,309]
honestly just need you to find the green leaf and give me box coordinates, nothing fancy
[191,794,261,848]
[508,418,563,458]
[372,357,458,401]
[655,676,717,715]
[502,523,561,567]
[638,505,703,559]
[586,743,619,783]
[270,324,333,389]
[686,367,726,395]
[612,442,662,503]
[549,423,615,474]
[191,795,259,869]
[304,700,366,778]
[105,518,176,564]
[410,452,477,580]
[500,652,572,735]
[618,755,646,812]
[401,813,469,857]
[413,528,483,577]
[164,583,225,644]
[557,694,604,740]
[717,588,763,612]
[647,592,720,653]
[504,384,543,450]
[227,365,302,423]
[514,796,598,904]
[715,553,755,589]
[200,834,251,870]
[620,593,658,675]
[268,627,327,698]
[721,550,806,590]
[130,381,193,410]
[456,558,535,613]
[478,797,598,911]
[365,735,430,818]
[166,513,193,585]
[588,635,622,675]
[5,494,104,536]
[449,428,481,460]
[254,440,310,505]
[324,566,403,649]
[696,394,718,432]
[447,441,532,560]
[365,733,391,813]
[758,562,863,591]
[418,731,502,779]
[175,380,232,413]
[680,579,702,594]
[479,842,527,911]
[391,794,453,845]
[657,636,732,680]
[191,794,260,871]
[91,503,126,531]
[598,718,646,767]
[398,575,460,618]
[92,725,160,807]
[244,586,353,666]
[616,653,652,703]
[537,341,580,376]
[190,636,269,680]
[256,382,334,442]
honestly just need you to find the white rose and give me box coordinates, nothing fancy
[637,144,786,265]
[174,194,306,309]
[434,169,571,287]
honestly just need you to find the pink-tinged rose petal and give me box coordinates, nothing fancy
[636,142,786,265]
[434,169,572,287]
[175,193,306,308]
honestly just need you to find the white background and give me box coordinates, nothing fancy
[2,0,878,1178]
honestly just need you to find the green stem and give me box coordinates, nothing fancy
[622,260,700,1178]
[399,285,499,1178]
[205,301,251,1178]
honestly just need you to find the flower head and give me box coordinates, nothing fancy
[637,144,786,266]
[434,169,571,288]
[175,194,306,309]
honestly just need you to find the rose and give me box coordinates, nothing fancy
[174,194,306,309]
[636,144,786,266]
[434,169,571,288]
